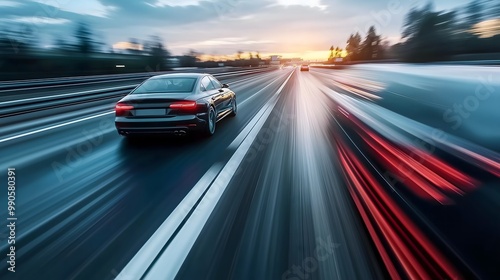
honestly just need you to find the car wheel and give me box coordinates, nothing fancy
[204,106,216,137]
[229,98,237,117]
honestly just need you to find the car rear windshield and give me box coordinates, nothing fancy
[132,78,197,94]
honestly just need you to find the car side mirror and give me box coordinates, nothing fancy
[222,83,229,88]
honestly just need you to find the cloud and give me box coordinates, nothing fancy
[0,0,20,7]
[197,38,275,46]
[274,0,327,10]
[31,0,116,18]
[171,37,275,49]
[2,16,70,25]
[0,0,464,59]
[149,0,204,7]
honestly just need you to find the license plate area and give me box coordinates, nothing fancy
[134,109,166,116]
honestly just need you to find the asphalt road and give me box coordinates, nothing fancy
[1,65,499,280]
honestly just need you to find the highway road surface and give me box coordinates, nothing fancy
[1,65,499,280]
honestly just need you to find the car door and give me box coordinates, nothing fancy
[209,76,231,109]
[200,76,223,113]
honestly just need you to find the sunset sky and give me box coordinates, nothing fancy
[0,0,472,60]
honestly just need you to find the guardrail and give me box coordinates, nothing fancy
[0,67,269,92]
[0,72,150,89]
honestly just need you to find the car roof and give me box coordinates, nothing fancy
[149,73,208,79]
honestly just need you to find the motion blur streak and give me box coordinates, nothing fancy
[320,83,499,203]
[343,111,478,204]
[137,71,295,280]
[335,137,462,279]
[0,68,294,280]
[174,69,383,280]
[449,143,500,177]
[312,71,383,101]
[316,68,500,180]
[3,65,500,279]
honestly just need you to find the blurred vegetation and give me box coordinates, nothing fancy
[0,20,267,81]
[177,49,264,68]
[340,0,500,63]
[0,21,176,80]
[335,26,385,63]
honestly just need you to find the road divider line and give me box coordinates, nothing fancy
[116,163,223,280]
[118,69,294,280]
[0,111,114,144]
[230,70,293,149]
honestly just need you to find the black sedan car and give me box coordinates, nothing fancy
[115,73,237,137]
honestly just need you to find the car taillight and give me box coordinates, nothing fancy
[115,103,134,116]
[169,101,197,110]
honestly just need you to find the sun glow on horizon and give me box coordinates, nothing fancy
[472,19,500,38]
[197,50,336,62]
[112,42,144,51]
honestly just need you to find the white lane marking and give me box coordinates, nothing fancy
[226,100,274,152]
[229,70,294,148]
[117,70,294,280]
[117,163,223,280]
[0,111,113,144]
[144,83,288,279]
[0,85,135,106]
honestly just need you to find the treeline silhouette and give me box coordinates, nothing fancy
[0,23,176,80]
[0,22,264,81]
[339,0,500,63]
[0,22,174,80]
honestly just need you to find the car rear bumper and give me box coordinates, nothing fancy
[115,113,208,135]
